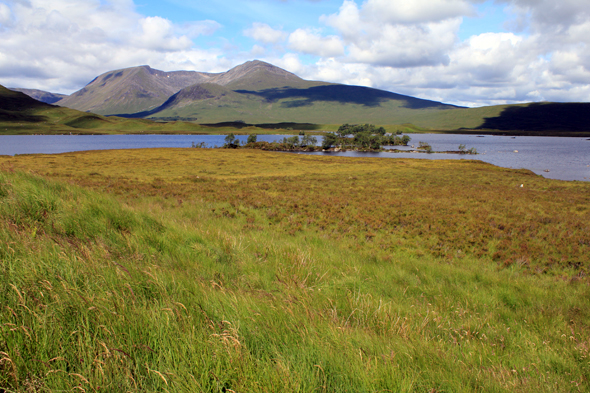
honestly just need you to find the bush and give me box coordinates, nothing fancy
[300,134,318,147]
[224,133,239,148]
[247,134,257,144]
[418,141,432,153]
[322,133,338,149]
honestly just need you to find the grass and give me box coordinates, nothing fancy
[1,149,589,392]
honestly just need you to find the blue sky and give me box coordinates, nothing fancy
[136,0,510,64]
[0,0,588,106]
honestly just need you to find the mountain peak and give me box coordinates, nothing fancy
[209,60,302,88]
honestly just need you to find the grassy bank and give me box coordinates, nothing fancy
[1,149,589,392]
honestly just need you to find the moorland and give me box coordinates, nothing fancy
[1,148,589,392]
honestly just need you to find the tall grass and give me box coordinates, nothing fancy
[1,151,590,392]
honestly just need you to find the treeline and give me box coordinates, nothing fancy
[222,133,321,151]
[220,124,412,152]
[321,123,411,150]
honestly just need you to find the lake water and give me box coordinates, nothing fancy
[0,134,589,181]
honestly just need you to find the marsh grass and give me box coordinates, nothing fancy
[1,150,589,392]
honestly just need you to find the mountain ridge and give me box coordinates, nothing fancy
[60,60,461,123]
[56,65,215,115]
[7,60,590,133]
[8,88,67,104]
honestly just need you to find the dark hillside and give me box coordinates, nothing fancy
[235,84,459,109]
[478,102,590,132]
[0,85,51,122]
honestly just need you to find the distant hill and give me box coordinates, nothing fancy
[9,88,68,104]
[477,102,590,132]
[0,85,53,123]
[0,84,206,134]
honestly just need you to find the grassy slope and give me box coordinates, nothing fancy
[145,80,463,127]
[0,84,274,135]
[1,149,589,392]
[142,86,590,135]
[147,92,453,125]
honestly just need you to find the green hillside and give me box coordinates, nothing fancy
[131,72,461,125]
[0,84,213,134]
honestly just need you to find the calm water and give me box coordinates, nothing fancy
[0,134,589,181]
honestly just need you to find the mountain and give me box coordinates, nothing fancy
[55,61,311,116]
[208,60,317,90]
[93,60,460,124]
[56,65,217,115]
[51,60,590,133]
[9,88,68,104]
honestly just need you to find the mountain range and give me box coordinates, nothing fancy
[50,61,461,126]
[6,60,590,133]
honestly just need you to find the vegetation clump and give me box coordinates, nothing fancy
[240,133,321,152]
[223,133,240,148]
[418,141,433,153]
[322,123,412,151]
[246,133,257,144]
[458,144,478,154]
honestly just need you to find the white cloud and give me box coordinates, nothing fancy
[244,22,287,44]
[250,44,266,56]
[503,0,590,30]
[0,0,226,93]
[282,0,590,106]
[323,0,464,67]
[1,0,589,106]
[345,19,460,67]
[363,0,475,24]
[136,16,193,51]
[0,3,13,27]
[288,28,345,57]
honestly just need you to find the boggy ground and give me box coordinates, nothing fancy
[1,148,589,392]
[2,148,588,274]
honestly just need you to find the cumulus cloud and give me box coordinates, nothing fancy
[288,28,345,57]
[244,22,287,44]
[136,16,193,51]
[0,3,13,27]
[502,0,590,30]
[0,0,225,93]
[363,0,475,24]
[323,0,465,67]
[280,0,590,106]
[1,0,589,106]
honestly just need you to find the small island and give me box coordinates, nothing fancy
[220,123,478,155]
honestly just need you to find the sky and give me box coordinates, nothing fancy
[0,0,589,107]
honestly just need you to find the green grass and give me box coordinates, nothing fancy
[1,149,590,392]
